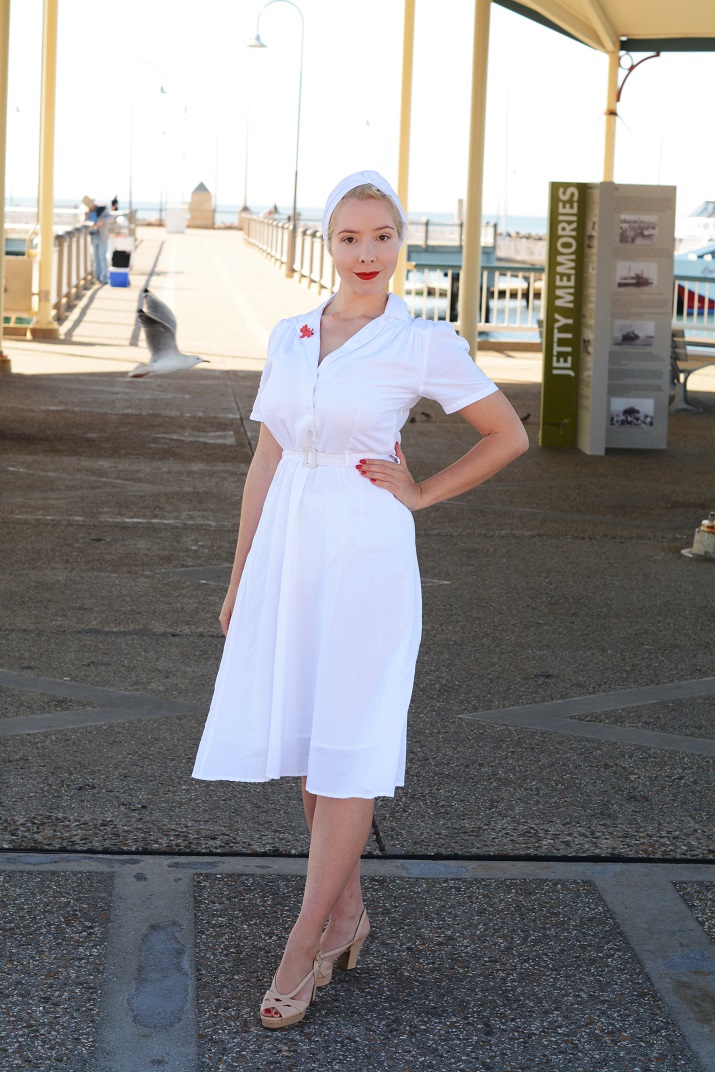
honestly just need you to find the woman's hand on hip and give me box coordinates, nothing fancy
[357,443,425,511]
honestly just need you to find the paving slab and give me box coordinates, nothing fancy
[1,228,714,1070]
[0,870,112,1071]
[2,854,713,1072]
[193,871,705,1072]
[1,367,713,858]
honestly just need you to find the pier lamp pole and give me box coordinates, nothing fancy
[249,0,304,278]
[240,47,257,222]
[0,0,11,366]
[129,62,167,216]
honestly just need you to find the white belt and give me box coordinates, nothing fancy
[282,448,394,469]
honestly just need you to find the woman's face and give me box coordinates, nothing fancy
[329,197,400,296]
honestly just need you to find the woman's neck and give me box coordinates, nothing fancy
[325,286,389,321]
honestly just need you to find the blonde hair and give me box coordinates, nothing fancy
[327,184,405,250]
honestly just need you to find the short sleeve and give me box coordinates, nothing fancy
[419,321,498,414]
[249,321,287,422]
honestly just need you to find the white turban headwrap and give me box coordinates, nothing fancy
[321,170,407,252]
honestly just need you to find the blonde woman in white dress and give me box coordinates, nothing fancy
[192,171,529,1028]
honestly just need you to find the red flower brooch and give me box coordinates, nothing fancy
[299,324,314,338]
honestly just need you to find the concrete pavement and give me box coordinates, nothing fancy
[1,227,714,1071]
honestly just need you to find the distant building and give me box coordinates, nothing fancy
[189,182,214,229]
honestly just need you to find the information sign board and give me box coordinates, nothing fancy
[542,182,676,454]
[539,183,588,447]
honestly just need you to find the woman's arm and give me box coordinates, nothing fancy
[219,424,283,635]
[357,390,528,511]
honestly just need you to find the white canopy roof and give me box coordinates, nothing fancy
[496,0,715,53]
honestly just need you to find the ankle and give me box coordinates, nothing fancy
[284,926,321,965]
[329,899,365,924]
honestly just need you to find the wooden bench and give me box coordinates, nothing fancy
[670,328,715,412]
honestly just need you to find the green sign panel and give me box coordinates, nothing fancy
[539,182,588,446]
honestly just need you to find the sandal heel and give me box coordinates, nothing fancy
[316,908,369,987]
[338,934,367,972]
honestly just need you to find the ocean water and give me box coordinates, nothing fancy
[5,197,547,235]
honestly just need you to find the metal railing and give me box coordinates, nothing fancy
[3,216,136,334]
[673,275,715,340]
[242,213,542,338]
[241,213,715,343]
[406,264,543,336]
[242,213,337,293]
[54,224,95,320]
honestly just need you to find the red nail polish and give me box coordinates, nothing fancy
[355,464,362,470]
[359,459,366,464]
[370,478,376,483]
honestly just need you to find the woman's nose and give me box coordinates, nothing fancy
[359,245,376,263]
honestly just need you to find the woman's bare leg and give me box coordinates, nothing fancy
[301,778,369,956]
[263,792,374,1019]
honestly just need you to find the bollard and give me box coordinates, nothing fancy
[682,511,715,560]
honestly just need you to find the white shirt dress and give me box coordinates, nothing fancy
[192,293,497,798]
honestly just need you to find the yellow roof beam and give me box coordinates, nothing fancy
[523,0,614,51]
[579,0,619,51]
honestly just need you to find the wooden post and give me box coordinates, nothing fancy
[32,0,60,338]
[0,0,11,367]
[392,0,415,299]
[458,0,491,355]
[603,50,619,181]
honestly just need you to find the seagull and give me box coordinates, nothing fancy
[128,288,209,378]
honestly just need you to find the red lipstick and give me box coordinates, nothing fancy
[356,271,379,280]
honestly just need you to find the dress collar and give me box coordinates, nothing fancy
[306,290,411,325]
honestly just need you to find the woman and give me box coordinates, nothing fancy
[193,170,528,1028]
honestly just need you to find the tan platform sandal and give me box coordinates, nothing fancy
[260,964,317,1029]
[315,908,369,989]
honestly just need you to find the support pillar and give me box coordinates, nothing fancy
[458,0,491,355]
[603,50,619,182]
[32,0,59,339]
[0,0,11,368]
[392,0,415,298]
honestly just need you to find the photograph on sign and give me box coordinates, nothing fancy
[616,261,658,289]
[609,397,655,428]
[618,214,658,245]
[611,319,655,348]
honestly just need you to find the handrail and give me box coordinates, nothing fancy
[241,212,714,343]
[53,222,95,321]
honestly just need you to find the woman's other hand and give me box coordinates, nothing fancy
[219,584,239,637]
[356,443,425,511]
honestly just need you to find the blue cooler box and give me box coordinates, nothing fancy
[109,268,130,287]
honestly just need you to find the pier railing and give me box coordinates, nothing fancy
[241,212,542,341]
[3,222,95,334]
[673,275,715,340]
[241,213,714,344]
[53,224,96,321]
[4,208,137,335]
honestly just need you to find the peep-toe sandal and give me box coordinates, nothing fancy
[260,965,316,1029]
[315,908,369,989]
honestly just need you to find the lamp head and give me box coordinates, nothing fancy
[248,34,267,48]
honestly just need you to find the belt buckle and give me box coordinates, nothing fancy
[303,446,318,468]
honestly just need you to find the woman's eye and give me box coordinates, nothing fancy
[343,236,355,243]
[378,234,391,241]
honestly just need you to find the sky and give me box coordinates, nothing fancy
[5,0,714,222]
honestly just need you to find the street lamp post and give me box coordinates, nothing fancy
[240,50,254,216]
[129,61,167,216]
[249,0,304,278]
